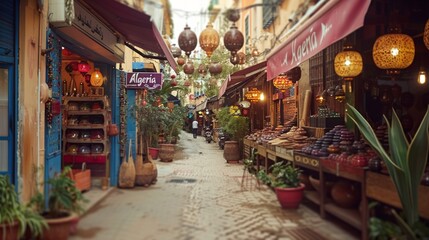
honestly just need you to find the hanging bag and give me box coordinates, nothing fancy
[118,140,136,188]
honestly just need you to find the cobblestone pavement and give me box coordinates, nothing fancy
[70,132,359,240]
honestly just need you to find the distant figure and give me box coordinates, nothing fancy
[192,119,198,139]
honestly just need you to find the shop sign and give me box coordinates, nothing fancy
[73,0,125,60]
[125,72,163,90]
[267,0,370,80]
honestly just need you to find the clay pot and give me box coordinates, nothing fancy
[159,144,175,162]
[275,184,305,209]
[331,180,361,208]
[223,141,240,163]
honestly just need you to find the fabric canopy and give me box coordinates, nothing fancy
[83,0,177,71]
[218,61,266,98]
[266,0,371,80]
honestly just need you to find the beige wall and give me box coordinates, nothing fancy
[18,0,48,201]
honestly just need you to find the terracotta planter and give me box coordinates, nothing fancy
[0,221,19,240]
[275,183,305,209]
[42,213,78,240]
[223,141,240,163]
[159,144,175,162]
[149,147,159,160]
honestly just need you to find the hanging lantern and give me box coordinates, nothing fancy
[171,44,182,58]
[90,68,103,87]
[183,60,195,75]
[418,67,427,85]
[177,57,186,66]
[184,80,191,87]
[209,62,222,75]
[251,46,260,57]
[84,74,91,86]
[334,45,363,81]
[286,67,301,83]
[273,75,293,92]
[178,24,197,57]
[198,64,207,75]
[334,85,346,103]
[237,52,246,65]
[225,8,240,22]
[78,61,90,76]
[199,23,220,58]
[224,23,244,56]
[424,19,429,50]
[372,27,415,75]
[245,88,261,102]
[230,54,240,65]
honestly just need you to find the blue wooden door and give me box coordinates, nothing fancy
[0,64,14,179]
[44,29,62,196]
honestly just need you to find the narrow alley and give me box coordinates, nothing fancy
[70,132,358,240]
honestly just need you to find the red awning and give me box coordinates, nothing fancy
[218,61,266,99]
[82,0,177,71]
[266,0,371,80]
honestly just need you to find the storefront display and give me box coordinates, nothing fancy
[62,96,111,179]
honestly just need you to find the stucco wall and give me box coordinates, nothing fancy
[18,0,48,201]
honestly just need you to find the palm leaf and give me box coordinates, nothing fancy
[346,104,399,169]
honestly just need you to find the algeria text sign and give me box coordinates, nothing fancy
[125,72,163,90]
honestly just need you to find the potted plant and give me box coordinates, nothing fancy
[29,167,87,240]
[158,105,187,162]
[217,106,249,163]
[347,104,429,239]
[0,175,47,240]
[257,161,305,209]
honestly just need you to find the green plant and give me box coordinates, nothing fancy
[0,175,47,238]
[347,104,429,239]
[30,167,87,218]
[216,106,249,142]
[162,106,187,143]
[243,148,257,175]
[257,161,302,188]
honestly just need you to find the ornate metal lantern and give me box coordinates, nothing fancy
[230,54,240,65]
[209,62,222,75]
[78,61,90,76]
[225,8,240,22]
[177,57,186,66]
[334,85,346,103]
[178,25,197,57]
[372,27,415,75]
[171,44,182,58]
[245,88,261,102]
[198,63,207,76]
[237,52,246,65]
[183,60,195,75]
[199,23,219,58]
[424,19,429,50]
[334,45,363,81]
[273,75,293,92]
[224,23,244,56]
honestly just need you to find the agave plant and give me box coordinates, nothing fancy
[347,104,429,238]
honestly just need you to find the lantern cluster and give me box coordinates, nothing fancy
[245,88,261,102]
[334,45,363,81]
[273,75,294,92]
[372,27,415,75]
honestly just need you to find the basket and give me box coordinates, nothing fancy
[70,163,91,192]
